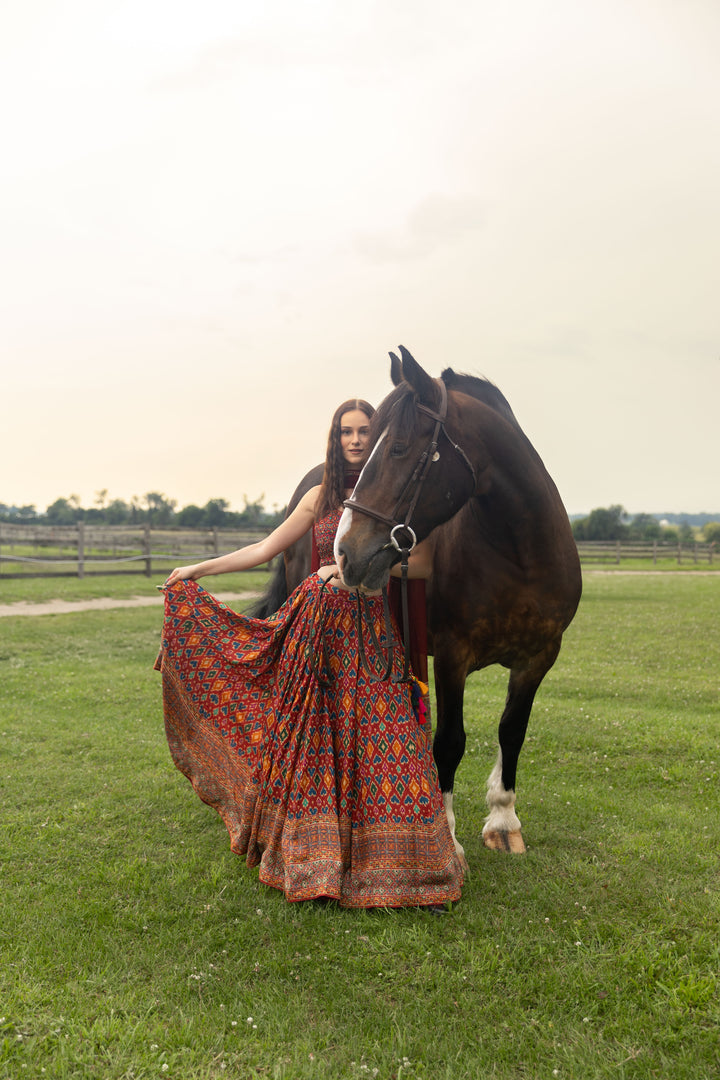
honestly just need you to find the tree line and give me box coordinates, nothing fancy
[572,505,720,545]
[3,496,719,545]
[0,491,286,530]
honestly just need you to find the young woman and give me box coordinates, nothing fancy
[155,399,464,908]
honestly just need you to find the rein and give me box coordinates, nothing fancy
[342,377,477,685]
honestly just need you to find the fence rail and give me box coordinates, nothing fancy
[0,524,715,579]
[575,540,715,565]
[0,523,273,580]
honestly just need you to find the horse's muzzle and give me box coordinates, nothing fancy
[338,539,396,591]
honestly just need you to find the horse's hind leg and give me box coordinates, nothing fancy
[484,644,560,854]
[432,653,468,869]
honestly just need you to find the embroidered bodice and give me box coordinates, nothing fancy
[313,508,343,568]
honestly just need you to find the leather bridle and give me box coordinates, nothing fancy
[343,378,477,554]
[341,378,476,683]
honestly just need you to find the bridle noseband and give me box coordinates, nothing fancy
[340,378,476,683]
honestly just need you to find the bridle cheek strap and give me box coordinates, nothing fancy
[343,377,476,543]
[340,377,476,685]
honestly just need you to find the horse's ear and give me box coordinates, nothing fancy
[389,351,403,386]
[397,345,438,407]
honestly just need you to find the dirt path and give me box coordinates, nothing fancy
[0,592,259,618]
[1,570,717,618]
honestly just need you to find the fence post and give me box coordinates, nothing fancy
[653,539,657,565]
[77,522,85,579]
[144,524,152,577]
[213,527,219,556]
[615,540,621,565]
[677,543,682,565]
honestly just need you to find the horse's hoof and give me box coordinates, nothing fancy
[483,829,526,854]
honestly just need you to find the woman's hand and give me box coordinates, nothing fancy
[318,564,344,585]
[163,564,203,588]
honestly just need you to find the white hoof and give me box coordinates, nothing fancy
[442,792,469,870]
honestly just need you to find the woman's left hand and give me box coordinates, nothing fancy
[318,564,344,585]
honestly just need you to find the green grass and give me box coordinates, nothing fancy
[1,575,719,1078]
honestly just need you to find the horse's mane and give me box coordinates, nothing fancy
[440,368,522,431]
[370,367,524,446]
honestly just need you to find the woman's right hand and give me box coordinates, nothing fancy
[163,564,203,588]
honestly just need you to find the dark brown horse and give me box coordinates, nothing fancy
[333,347,582,861]
[255,347,581,862]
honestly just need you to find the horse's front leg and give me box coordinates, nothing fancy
[484,644,559,853]
[432,653,468,870]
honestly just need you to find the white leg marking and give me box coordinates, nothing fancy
[483,752,522,836]
[443,791,466,863]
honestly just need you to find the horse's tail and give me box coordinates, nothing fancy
[247,556,288,618]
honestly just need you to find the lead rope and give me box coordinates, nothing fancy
[355,587,395,684]
[310,575,406,688]
[354,552,414,685]
[396,542,413,683]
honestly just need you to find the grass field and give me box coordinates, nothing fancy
[1,573,718,1078]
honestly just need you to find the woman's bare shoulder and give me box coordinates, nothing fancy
[297,485,322,513]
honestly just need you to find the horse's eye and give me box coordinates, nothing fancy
[390,442,407,457]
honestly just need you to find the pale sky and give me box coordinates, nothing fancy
[3,0,719,517]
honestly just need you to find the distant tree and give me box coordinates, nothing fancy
[572,505,629,541]
[678,521,694,544]
[94,488,108,511]
[628,513,662,541]
[45,498,80,525]
[176,504,205,528]
[703,522,720,545]
[144,492,176,527]
[237,495,266,528]
[16,504,38,520]
[106,499,130,525]
[204,498,230,528]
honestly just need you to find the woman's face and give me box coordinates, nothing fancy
[340,409,371,468]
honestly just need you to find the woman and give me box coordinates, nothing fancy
[155,399,464,908]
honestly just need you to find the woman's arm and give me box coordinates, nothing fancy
[163,487,319,587]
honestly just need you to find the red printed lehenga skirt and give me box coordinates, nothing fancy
[155,574,464,908]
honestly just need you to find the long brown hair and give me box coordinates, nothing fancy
[315,398,375,520]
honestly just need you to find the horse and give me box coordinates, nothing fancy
[334,346,582,862]
[254,347,582,862]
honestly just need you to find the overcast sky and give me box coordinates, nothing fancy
[3,0,719,517]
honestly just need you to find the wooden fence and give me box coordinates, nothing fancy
[575,540,715,565]
[0,523,273,580]
[0,524,715,579]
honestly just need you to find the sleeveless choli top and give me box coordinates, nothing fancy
[313,508,342,569]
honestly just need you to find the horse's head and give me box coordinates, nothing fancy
[335,346,479,590]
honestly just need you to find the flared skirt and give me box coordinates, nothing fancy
[155,574,463,908]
